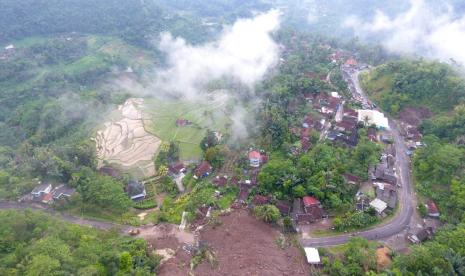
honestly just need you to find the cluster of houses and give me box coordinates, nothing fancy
[28,182,76,205]
[354,145,400,215]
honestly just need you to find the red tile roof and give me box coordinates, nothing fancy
[303,196,320,207]
[248,151,261,159]
[427,200,439,215]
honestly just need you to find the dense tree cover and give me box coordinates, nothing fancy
[361,57,465,275]
[0,0,213,47]
[413,136,465,223]
[321,237,378,275]
[361,60,465,114]
[70,167,132,214]
[0,210,160,275]
[421,104,465,143]
[258,137,380,211]
[392,224,465,275]
[0,36,140,203]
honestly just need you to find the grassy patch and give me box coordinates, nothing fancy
[144,97,231,161]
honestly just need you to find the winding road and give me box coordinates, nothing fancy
[301,69,416,247]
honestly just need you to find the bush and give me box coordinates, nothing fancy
[133,199,157,210]
[254,204,281,223]
[334,211,378,231]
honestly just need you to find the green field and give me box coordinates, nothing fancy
[144,97,231,160]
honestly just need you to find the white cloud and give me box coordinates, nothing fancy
[155,9,282,99]
[344,0,465,64]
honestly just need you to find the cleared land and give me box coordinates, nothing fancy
[144,94,231,161]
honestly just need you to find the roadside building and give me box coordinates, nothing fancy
[358,110,390,130]
[370,198,388,214]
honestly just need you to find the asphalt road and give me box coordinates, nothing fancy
[301,69,415,247]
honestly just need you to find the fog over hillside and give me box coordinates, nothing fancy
[344,0,465,65]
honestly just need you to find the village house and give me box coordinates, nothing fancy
[375,183,397,209]
[335,130,359,147]
[248,150,261,167]
[31,183,52,198]
[168,163,186,176]
[126,181,146,201]
[293,196,324,224]
[370,198,388,214]
[212,175,228,187]
[426,200,440,217]
[358,110,390,130]
[407,228,433,244]
[52,185,76,200]
[194,161,213,179]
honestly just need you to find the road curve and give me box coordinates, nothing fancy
[301,69,415,247]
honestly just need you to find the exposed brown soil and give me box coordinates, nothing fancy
[398,106,432,127]
[194,209,310,276]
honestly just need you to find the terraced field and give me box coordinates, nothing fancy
[94,98,161,177]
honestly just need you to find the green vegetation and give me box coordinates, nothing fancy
[362,58,465,275]
[321,237,378,275]
[360,60,465,114]
[0,210,159,275]
[253,204,281,223]
[144,97,231,161]
[158,182,236,224]
[257,138,380,211]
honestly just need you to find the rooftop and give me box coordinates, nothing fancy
[304,247,321,264]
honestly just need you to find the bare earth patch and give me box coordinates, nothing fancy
[398,106,432,127]
[94,98,161,177]
[194,209,310,276]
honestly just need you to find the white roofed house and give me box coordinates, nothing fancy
[31,183,52,198]
[304,247,321,265]
[370,198,388,214]
[357,110,390,130]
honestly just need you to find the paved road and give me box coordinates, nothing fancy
[0,201,131,232]
[301,69,415,247]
